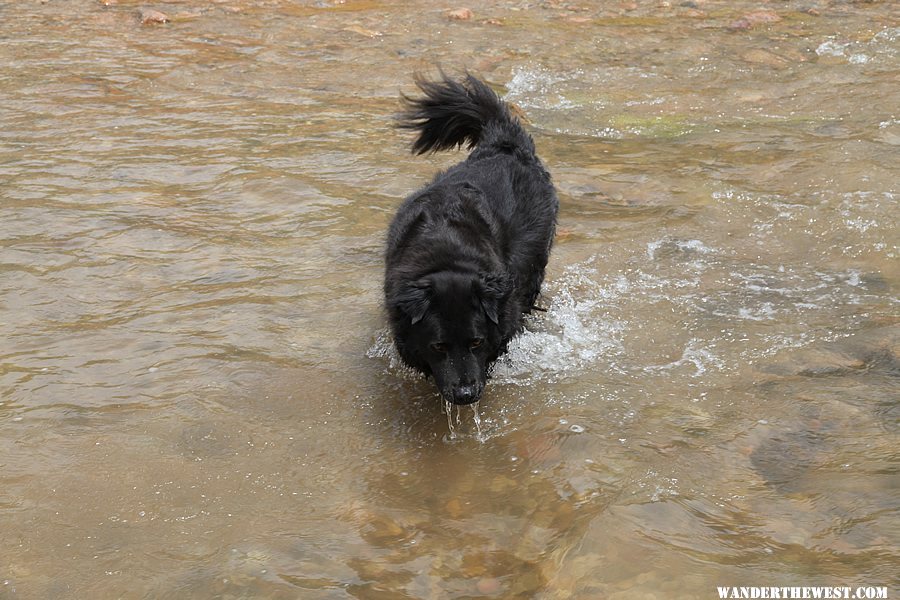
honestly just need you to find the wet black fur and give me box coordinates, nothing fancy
[385,73,558,405]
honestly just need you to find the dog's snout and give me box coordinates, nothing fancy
[452,384,480,405]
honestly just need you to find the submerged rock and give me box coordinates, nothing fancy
[138,8,169,25]
[476,577,502,594]
[748,324,900,493]
[741,48,790,68]
[446,8,474,21]
[342,24,382,38]
[728,9,781,30]
[759,325,899,378]
[750,429,827,492]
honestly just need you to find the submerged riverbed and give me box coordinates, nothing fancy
[1,0,897,598]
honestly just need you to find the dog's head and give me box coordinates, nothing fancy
[393,270,511,404]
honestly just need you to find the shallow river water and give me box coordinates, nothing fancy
[1,1,898,598]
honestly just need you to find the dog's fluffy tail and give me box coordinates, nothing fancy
[398,73,534,157]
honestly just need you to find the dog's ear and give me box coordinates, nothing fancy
[396,279,431,325]
[477,272,511,325]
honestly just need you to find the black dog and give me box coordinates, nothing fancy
[384,74,558,405]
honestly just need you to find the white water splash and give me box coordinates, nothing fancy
[815,27,899,65]
[504,66,581,110]
[492,263,626,385]
[365,329,423,381]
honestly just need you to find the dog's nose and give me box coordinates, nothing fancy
[452,385,479,405]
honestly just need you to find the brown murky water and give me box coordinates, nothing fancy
[1,1,897,598]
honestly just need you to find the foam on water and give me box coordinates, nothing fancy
[646,238,715,261]
[502,65,664,139]
[815,26,899,65]
[504,66,583,111]
[645,339,725,377]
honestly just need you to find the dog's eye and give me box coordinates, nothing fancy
[431,343,448,354]
[470,338,484,349]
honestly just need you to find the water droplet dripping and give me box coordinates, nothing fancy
[471,401,483,439]
[443,399,456,437]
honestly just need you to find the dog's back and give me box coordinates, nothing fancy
[392,74,557,312]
